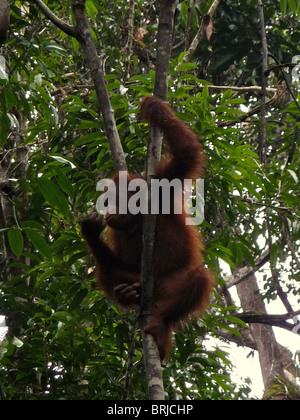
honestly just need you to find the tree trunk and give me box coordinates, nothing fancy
[236,272,295,395]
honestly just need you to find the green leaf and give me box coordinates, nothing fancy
[75,120,100,130]
[86,0,98,21]
[287,169,299,184]
[45,44,67,55]
[50,311,73,323]
[280,0,287,15]
[224,315,247,327]
[177,51,188,63]
[69,289,89,311]
[38,177,69,217]
[0,114,10,146]
[36,268,57,288]
[51,167,75,198]
[49,155,77,169]
[22,220,46,231]
[288,0,296,13]
[4,89,17,109]
[8,228,24,257]
[74,132,101,146]
[215,321,242,338]
[212,374,235,392]
[219,90,235,105]
[214,250,236,269]
[177,62,197,72]
[106,80,120,91]
[216,245,233,257]
[25,228,53,260]
[201,84,210,102]
[11,337,24,348]
[270,241,281,268]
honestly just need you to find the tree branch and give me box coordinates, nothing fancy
[123,0,135,81]
[32,0,76,37]
[233,310,300,333]
[217,87,285,128]
[198,84,278,95]
[140,0,177,401]
[257,0,268,165]
[233,195,300,221]
[286,232,300,271]
[270,267,294,314]
[71,1,127,171]
[224,249,270,288]
[122,316,139,400]
[183,0,220,63]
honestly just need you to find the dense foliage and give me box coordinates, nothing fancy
[0,0,299,399]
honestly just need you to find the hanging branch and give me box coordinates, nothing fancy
[124,0,136,81]
[33,0,127,172]
[140,0,177,401]
[257,0,268,165]
[182,0,220,63]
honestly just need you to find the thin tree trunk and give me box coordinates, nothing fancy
[236,273,284,390]
[140,0,177,401]
[257,0,268,165]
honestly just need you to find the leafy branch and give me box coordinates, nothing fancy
[33,0,127,171]
[183,0,221,63]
